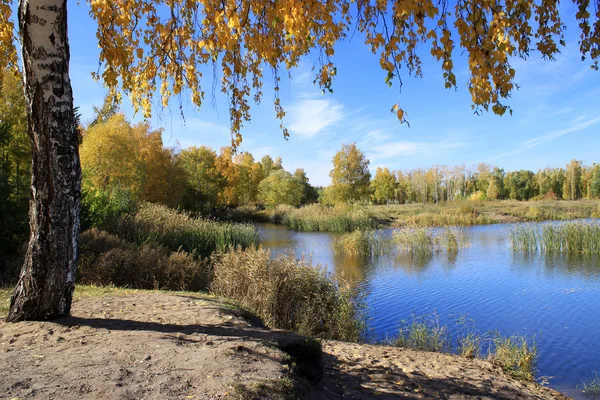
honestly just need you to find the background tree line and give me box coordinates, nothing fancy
[78,97,320,225]
[326,143,600,205]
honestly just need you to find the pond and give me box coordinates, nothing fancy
[258,222,600,399]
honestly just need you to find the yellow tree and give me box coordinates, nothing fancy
[371,167,396,205]
[2,0,600,320]
[329,143,371,203]
[80,114,144,196]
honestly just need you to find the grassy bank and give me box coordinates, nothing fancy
[370,200,600,228]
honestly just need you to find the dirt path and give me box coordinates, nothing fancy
[0,292,569,399]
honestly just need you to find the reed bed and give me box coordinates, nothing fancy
[509,221,600,254]
[393,227,469,255]
[332,229,388,257]
[109,202,259,259]
[211,247,363,341]
[274,204,376,232]
[392,313,537,381]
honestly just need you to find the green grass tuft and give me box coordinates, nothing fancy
[488,332,538,381]
[579,372,600,398]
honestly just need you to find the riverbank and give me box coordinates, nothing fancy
[1,287,568,399]
[369,200,600,227]
[216,200,600,231]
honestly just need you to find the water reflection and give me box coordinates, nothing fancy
[257,222,600,396]
[331,253,372,288]
[511,252,600,279]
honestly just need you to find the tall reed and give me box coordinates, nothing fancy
[332,229,388,257]
[509,221,600,254]
[393,227,468,255]
[274,204,376,232]
[211,247,364,341]
[109,202,259,259]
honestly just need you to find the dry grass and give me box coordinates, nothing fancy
[332,229,388,257]
[211,247,364,341]
[78,229,211,291]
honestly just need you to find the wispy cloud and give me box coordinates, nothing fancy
[287,99,344,137]
[491,116,600,161]
[366,141,466,161]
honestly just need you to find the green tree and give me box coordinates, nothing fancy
[89,93,120,127]
[506,170,537,201]
[563,160,583,200]
[293,168,319,204]
[179,146,226,212]
[329,143,371,203]
[260,155,274,178]
[258,169,303,207]
[234,152,262,205]
[0,68,29,283]
[371,167,396,205]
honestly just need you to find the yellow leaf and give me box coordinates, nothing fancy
[397,108,404,121]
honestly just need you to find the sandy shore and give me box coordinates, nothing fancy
[0,291,569,399]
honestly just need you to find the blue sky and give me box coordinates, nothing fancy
[63,2,600,186]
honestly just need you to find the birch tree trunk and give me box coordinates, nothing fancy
[6,0,80,322]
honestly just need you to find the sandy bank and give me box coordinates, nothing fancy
[0,291,569,399]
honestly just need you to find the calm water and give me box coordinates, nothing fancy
[258,222,600,398]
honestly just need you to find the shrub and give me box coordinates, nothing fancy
[211,247,363,341]
[78,229,210,291]
[109,202,259,259]
[80,184,137,231]
[270,204,295,224]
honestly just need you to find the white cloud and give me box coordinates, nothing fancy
[287,99,344,137]
[366,141,466,161]
[491,116,600,161]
